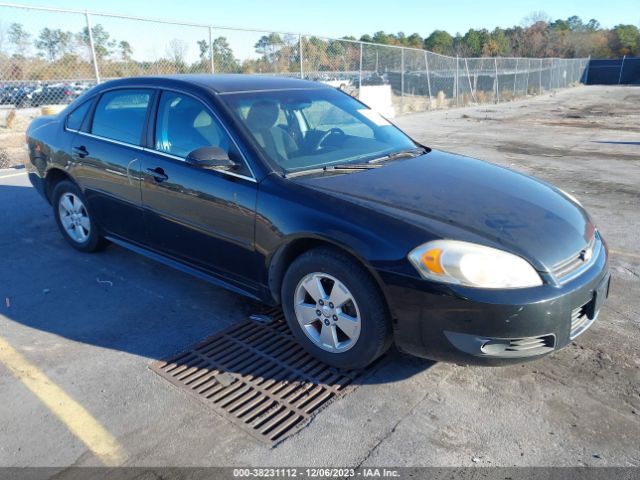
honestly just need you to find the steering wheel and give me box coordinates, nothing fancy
[313,127,345,151]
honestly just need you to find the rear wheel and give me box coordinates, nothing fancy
[281,247,391,369]
[52,180,108,252]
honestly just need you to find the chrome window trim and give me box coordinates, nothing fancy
[142,148,257,183]
[76,130,145,151]
[153,87,257,181]
[217,87,327,96]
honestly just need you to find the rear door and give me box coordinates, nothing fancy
[140,90,259,289]
[72,88,153,243]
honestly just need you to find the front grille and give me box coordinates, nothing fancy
[570,302,595,340]
[551,234,600,284]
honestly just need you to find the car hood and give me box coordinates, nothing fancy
[294,150,594,271]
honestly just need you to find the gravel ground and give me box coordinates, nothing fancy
[0,85,638,470]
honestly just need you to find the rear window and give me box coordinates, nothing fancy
[66,99,92,131]
[92,89,151,145]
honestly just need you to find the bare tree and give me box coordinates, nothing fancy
[8,23,31,57]
[166,38,188,72]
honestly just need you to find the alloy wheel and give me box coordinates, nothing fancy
[58,192,90,243]
[294,272,361,353]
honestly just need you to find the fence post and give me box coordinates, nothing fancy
[400,48,405,113]
[424,51,432,109]
[464,57,476,104]
[455,55,459,106]
[358,42,363,93]
[549,59,553,91]
[539,58,543,93]
[513,57,518,94]
[208,26,215,73]
[299,34,304,79]
[401,48,405,97]
[85,12,100,83]
[494,57,499,103]
[524,58,530,95]
[584,55,591,84]
[618,55,626,84]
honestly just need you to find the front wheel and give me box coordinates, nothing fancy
[281,247,392,369]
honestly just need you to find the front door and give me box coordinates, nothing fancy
[140,90,259,290]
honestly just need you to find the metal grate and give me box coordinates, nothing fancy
[150,308,380,445]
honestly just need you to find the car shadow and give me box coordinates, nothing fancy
[0,183,434,385]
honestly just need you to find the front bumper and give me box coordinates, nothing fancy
[380,242,609,366]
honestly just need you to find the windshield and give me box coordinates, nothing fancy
[219,88,418,174]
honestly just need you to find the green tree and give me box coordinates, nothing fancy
[611,24,639,56]
[424,30,453,55]
[586,19,601,31]
[255,33,283,63]
[79,24,115,61]
[405,33,424,49]
[566,16,584,32]
[119,40,133,62]
[212,36,239,71]
[35,28,72,61]
[197,39,208,60]
[462,29,482,57]
[371,31,394,45]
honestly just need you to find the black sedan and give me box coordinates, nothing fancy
[25,74,610,369]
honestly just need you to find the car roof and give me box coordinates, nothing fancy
[96,74,330,95]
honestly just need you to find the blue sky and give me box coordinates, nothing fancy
[7,0,639,37]
[1,0,637,62]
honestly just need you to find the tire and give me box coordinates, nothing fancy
[52,180,108,253]
[281,247,392,369]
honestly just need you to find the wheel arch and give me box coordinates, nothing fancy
[267,235,394,316]
[44,168,75,204]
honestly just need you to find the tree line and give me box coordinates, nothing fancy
[357,14,639,58]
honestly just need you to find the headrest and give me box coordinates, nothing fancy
[246,101,279,131]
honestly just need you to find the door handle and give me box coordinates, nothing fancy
[147,167,168,183]
[72,145,88,158]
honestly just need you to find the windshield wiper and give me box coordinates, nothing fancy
[284,163,382,179]
[367,147,427,164]
[327,163,384,170]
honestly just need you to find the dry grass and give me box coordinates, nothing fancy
[0,108,35,168]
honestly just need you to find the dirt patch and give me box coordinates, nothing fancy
[495,141,640,162]
[541,119,640,133]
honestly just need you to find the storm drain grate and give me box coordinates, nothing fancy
[150,308,379,445]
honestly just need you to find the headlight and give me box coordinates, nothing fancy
[408,240,542,289]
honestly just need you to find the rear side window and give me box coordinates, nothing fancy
[92,89,151,145]
[66,100,92,131]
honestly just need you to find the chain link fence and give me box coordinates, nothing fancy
[0,3,589,167]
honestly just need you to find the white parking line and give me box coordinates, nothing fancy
[0,171,28,179]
